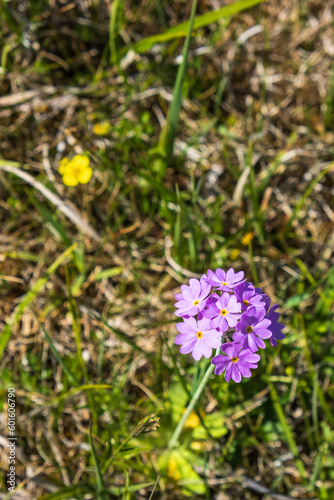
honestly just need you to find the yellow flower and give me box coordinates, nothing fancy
[58,155,92,187]
[93,121,111,135]
[241,232,254,246]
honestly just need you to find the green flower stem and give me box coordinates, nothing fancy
[168,348,219,449]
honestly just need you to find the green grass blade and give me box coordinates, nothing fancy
[109,0,124,65]
[129,0,266,54]
[89,423,109,500]
[109,482,155,496]
[152,0,199,177]
[94,266,123,280]
[37,485,90,500]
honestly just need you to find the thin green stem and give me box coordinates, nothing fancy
[168,348,219,449]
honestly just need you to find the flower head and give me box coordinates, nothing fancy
[174,277,211,318]
[58,155,92,187]
[173,267,285,382]
[211,342,260,383]
[205,268,245,291]
[203,292,241,332]
[233,307,272,351]
[175,315,221,361]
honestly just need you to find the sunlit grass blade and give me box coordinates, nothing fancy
[128,0,266,54]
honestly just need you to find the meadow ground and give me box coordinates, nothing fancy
[0,0,334,498]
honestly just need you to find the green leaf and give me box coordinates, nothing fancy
[169,382,189,423]
[192,411,228,439]
[158,449,206,496]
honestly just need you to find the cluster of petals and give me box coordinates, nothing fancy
[174,269,285,383]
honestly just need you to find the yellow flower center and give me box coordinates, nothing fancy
[196,331,203,339]
[193,300,199,306]
[231,357,239,363]
[220,309,228,316]
[221,282,228,286]
[246,325,253,333]
[243,300,249,306]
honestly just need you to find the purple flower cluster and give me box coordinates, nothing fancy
[174,268,285,383]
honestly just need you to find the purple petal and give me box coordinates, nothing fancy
[226,313,240,328]
[254,336,266,349]
[213,365,225,375]
[179,338,197,354]
[215,268,226,281]
[174,299,192,309]
[238,349,261,363]
[197,315,211,331]
[232,331,244,342]
[189,278,200,289]
[203,305,220,319]
[224,363,233,382]
[247,333,259,352]
[192,340,206,361]
[175,306,198,317]
[176,322,194,334]
[237,361,252,378]
[182,317,197,330]
[231,364,242,383]
[221,342,240,358]
[200,341,212,359]
[175,332,195,345]
[204,332,222,349]
[198,282,211,300]
[211,354,230,368]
